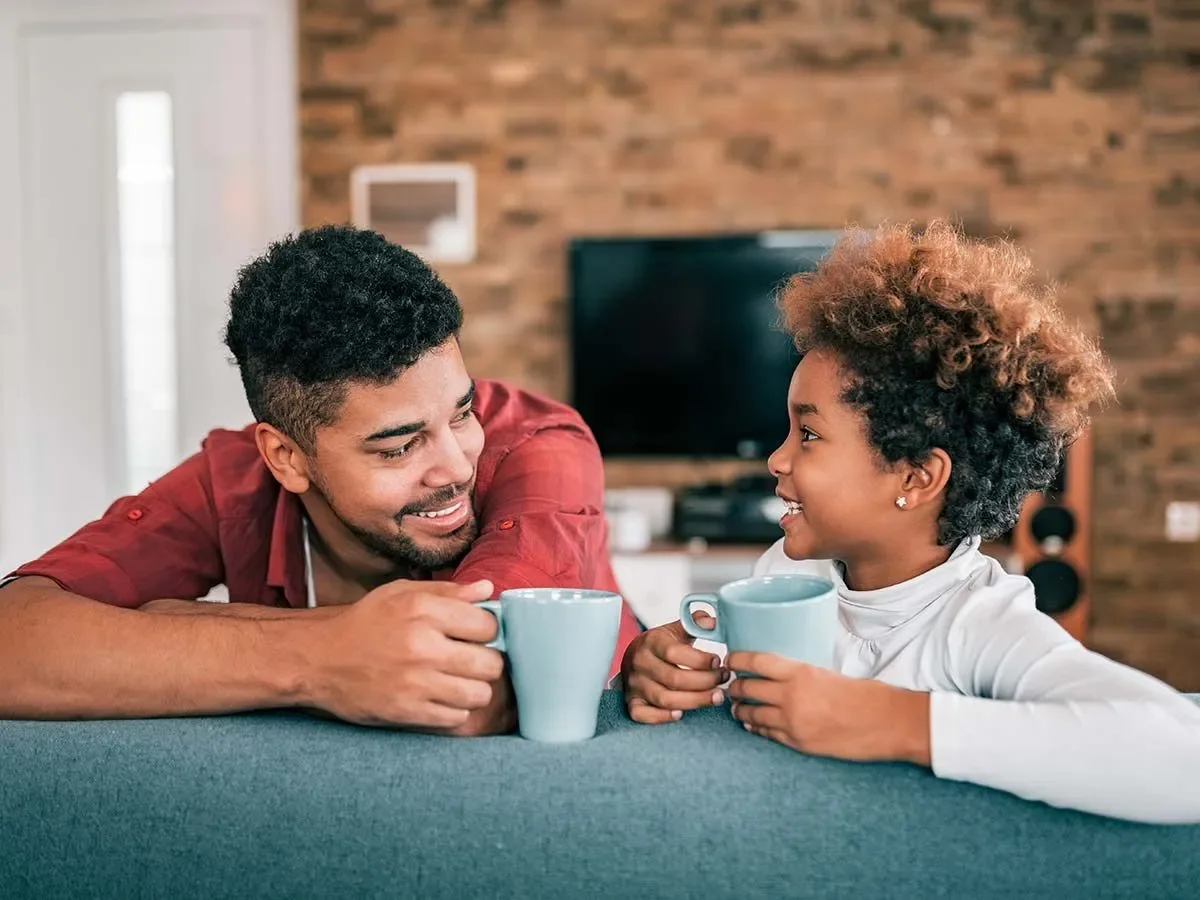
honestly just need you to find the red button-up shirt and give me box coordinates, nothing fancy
[8,379,640,679]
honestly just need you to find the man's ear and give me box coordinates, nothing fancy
[254,423,312,494]
[899,448,951,511]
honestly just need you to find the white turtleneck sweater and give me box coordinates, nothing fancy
[743,535,1200,824]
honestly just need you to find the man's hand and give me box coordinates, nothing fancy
[621,616,728,724]
[307,578,509,732]
[434,661,516,738]
[726,651,932,766]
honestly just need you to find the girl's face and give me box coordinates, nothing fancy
[767,350,912,565]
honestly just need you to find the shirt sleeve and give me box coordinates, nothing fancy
[452,422,640,680]
[4,452,224,608]
[930,586,1200,824]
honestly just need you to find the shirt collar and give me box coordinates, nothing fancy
[833,535,984,640]
[266,489,307,608]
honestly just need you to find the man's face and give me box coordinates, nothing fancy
[308,338,485,571]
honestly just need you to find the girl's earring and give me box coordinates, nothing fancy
[895,496,908,509]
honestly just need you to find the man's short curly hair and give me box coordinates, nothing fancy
[223,225,463,451]
[778,220,1115,544]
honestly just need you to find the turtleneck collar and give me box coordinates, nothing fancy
[832,535,985,640]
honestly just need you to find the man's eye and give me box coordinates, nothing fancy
[378,444,413,460]
[453,406,475,423]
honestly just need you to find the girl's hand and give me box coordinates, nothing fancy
[726,651,932,765]
[622,617,728,724]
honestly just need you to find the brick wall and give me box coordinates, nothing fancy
[300,0,1200,688]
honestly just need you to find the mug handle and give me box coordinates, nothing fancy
[477,600,506,652]
[679,593,723,643]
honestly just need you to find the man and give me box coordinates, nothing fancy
[0,225,640,735]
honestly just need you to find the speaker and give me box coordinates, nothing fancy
[1010,430,1093,641]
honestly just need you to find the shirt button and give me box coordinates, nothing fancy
[498,519,515,531]
[126,509,144,522]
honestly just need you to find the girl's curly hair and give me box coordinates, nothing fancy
[778,221,1116,544]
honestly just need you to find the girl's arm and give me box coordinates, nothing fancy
[932,588,1200,824]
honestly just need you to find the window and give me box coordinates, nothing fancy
[115,91,176,492]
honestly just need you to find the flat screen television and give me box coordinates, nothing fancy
[568,230,840,459]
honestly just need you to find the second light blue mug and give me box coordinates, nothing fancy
[679,574,839,668]
[478,588,622,743]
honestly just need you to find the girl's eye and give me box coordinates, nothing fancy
[800,426,819,443]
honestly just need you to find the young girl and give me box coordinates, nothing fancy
[621,221,1200,824]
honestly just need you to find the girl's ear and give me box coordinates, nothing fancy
[898,448,951,511]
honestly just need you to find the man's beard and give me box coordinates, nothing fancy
[319,479,479,572]
[345,514,478,572]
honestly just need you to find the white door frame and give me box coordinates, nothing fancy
[0,0,298,572]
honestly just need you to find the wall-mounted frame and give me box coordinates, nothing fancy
[350,162,476,263]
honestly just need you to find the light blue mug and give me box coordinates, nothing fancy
[478,588,622,743]
[679,574,839,668]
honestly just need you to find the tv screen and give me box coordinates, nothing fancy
[568,231,839,459]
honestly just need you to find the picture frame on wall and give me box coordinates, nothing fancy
[349,162,476,263]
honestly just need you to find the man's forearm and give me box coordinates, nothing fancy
[144,600,516,735]
[0,578,316,720]
[140,598,334,620]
